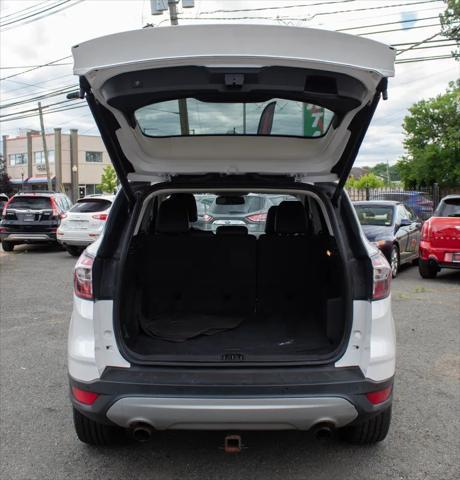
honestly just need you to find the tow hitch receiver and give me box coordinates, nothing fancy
[224,434,242,453]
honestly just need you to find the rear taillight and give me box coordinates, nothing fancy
[366,385,392,405]
[61,213,67,220]
[372,250,392,300]
[50,197,60,218]
[246,212,267,223]
[74,251,94,300]
[71,386,99,405]
[420,221,431,241]
[92,213,108,221]
[203,214,214,223]
[2,197,13,217]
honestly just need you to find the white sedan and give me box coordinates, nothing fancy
[57,195,115,256]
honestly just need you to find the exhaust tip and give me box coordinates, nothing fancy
[312,422,335,441]
[130,422,154,442]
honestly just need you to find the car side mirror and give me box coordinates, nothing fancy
[399,218,411,227]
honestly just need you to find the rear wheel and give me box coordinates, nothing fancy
[340,406,392,445]
[66,245,82,257]
[390,245,399,278]
[1,241,14,252]
[72,407,126,446]
[419,259,438,278]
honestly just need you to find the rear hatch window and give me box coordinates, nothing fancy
[436,198,460,217]
[8,197,51,210]
[70,199,111,213]
[135,99,334,138]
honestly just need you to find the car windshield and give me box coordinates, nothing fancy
[8,196,51,210]
[435,198,460,217]
[355,205,394,226]
[135,98,334,138]
[70,199,112,213]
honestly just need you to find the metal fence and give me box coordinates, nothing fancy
[346,185,460,220]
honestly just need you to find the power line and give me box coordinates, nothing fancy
[1,1,84,31]
[395,54,454,63]
[0,1,52,21]
[0,103,87,123]
[1,84,78,110]
[198,0,440,15]
[396,31,442,55]
[200,0,357,15]
[0,63,72,69]
[0,0,72,27]
[337,15,439,32]
[0,56,72,81]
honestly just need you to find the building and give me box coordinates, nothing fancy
[2,129,112,201]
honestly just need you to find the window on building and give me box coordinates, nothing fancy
[85,151,103,163]
[34,150,55,164]
[9,153,27,165]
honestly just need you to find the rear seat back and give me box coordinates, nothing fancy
[146,198,256,318]
[258,201,316,314]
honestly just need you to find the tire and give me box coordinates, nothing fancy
[340,406,392,445]
[419,259,438,279]
[390,245,399,278]
[66,246,82,257]
[1,240,14,252]
[72,407,126,446]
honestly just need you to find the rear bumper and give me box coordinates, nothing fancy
[0,231,56,242]
[57,230,102,246]
[420,242,460,269]
[69,367,393,430]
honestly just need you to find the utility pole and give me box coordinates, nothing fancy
[167,0,190,135]
[386,159,391,186]
[37,102,52,191]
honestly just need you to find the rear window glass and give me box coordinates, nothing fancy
[355,205,394,226]
[8,196,51,210]
[436,198,460,217]
[135,98,334,138]
[209,196,266,215]
[70,199,112,213]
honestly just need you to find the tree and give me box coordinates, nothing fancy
[440,0,460,60]
[0,155,14,195]
[98,165,118,194]
[396,80,460,188]
[346,173,385,189]
[369,162,400,184]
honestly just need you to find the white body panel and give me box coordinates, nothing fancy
[72,25,395,179]
[69,296,394,383]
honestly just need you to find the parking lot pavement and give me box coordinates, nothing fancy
[0,244,459,480]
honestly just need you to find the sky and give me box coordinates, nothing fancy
[0,0,459,168]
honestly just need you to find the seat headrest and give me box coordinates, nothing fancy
[216,226,248,236]
[169,193,198,222]
[275,201,308,234]
[265,205,278,234]
[156,198,190,234]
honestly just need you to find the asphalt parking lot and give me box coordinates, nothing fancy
[0,244,459,480]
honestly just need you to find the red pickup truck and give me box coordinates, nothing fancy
[419,195,460,278]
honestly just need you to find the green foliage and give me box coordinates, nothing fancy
[346,173,385,189]
[440,0,460,60]
[369,162,401,183]
[396,80,460,188]
[98,165,118,194]
[0,155,14,195]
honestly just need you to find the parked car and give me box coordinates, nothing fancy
[354,201,422,277]
[0,193,9,219]
[0,192,72,252]
[68,25,396,447]
[198,193,276,234]
[57,195,115,256]
[370,191,433,220]
[419,194,460,278]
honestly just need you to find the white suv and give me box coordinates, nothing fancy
[68,25,396,446]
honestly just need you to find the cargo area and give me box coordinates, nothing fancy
[118,191,348,364]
